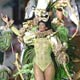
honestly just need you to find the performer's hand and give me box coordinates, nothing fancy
[56,51,69,64]
[1,13,9,24]
[1,13,14,24]
[8,19,14,27]
[17,36,24,43]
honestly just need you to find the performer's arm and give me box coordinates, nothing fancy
[1,14,20,36]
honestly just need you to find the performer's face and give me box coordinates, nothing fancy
[38,22,47,32]
[56,9,63,20]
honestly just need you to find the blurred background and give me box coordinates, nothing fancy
[0,0,24,25]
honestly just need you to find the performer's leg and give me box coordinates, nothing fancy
[34,64,44,80]
[44,63,55,80]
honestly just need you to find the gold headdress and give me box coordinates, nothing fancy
[35,9,49,22]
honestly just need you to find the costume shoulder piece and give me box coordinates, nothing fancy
[35,29,53,38]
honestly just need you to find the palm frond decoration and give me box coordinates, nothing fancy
[22,46,35,65]
[13,45,35,80]
[46,0,58,11]
[0,30,12,52]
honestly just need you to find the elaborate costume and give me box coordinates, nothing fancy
[0,0,79,80]
[23,30,54,71]
[34,38,52,71]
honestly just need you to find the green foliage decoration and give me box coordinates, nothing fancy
[0,30,12,52]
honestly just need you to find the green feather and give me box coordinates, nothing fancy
[57,26,69,42]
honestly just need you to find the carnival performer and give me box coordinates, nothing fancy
[1,13,69,80]
[23,19,68,80]
[1,0,78,80]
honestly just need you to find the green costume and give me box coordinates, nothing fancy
[23,30,56,71]
[34,38,52,71]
